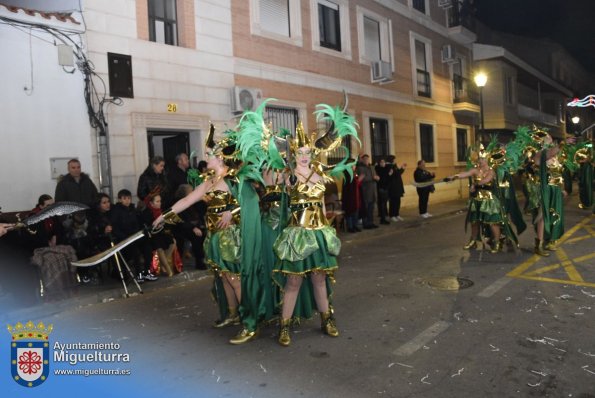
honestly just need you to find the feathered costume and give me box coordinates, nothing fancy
[236,98,359,322]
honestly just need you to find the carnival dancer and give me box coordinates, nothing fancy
[272,102,359,347]
[447,147,505,253]
[525,129,576,255]
[577,143,593,209]
[153,125,263,344]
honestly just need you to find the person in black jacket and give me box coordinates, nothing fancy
[413,160,435,218]
[386,155,406,222]
[111,189,157,282]
[54,159,98,207]
[168,153,190,202]
[375,158,391,225]
[137,156,169,206]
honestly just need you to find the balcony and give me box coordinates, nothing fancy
[517,104,558,127]
[452,74,480,117]
[446,3,477,45]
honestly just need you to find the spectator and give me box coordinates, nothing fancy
[356,154,379,229]
[342,160,363,232]
[54,159,98,207]
[386,155,406,222]
[137,156,169,206]
[29,194,59,248]
[111,189,157,282]
[168,153,190,202]
[413,160,435,218]
[375,157,390,225]
[87,193,113,282]
[140,193,176,277]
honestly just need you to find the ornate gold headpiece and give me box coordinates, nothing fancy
[289,120,317,153]
[205,123,237,160]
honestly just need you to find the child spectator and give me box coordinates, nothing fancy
[140,194,177,277]
[111,189,157,282]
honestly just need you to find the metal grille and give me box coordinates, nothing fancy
[264,105,299,135]
[370,118,389,162]
[419,123,434,163]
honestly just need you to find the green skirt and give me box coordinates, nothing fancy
[468,197,503,224]
[272,225,339,320]
[204,224,241,275]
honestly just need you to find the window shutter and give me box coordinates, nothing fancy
[260,0,290,37]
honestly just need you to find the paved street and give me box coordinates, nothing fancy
[2,195,595,397]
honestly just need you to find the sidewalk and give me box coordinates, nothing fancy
[0,197,471,322]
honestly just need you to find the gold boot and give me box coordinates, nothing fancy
[490,240,502,254]
[320,310,339,337]
[278,318,291,347]
[534,239,550,257]
[545,240,557,251]
[463,238,478,250]
[213,307,240,328]
[229,327,259,345]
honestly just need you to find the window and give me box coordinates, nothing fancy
[364,17,380,61]
[455,127,468,163]
[318,1,341,51]
[265,106,299,135]
[370,118,389,162]
[419,123,434,163]
[253,0,302,46]
[148,0,178,46]
[415,40,431,97]
[357,6,392,65]
[412,0,426,14]
[260,0,290,37]
[504,75,515,105]
[310,0,350,58]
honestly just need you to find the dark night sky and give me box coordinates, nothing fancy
[475,0,595,72]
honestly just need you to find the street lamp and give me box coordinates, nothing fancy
[571,115,580,136]
[474,72,488,143]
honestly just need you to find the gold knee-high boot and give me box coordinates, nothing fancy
[278,318,291,347]
[534,239,550,257]
[320,310,339,337]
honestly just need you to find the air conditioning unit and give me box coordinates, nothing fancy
[230,86,263,113]
[441,44,456,63]
[371,61,393,83]
[438,0,453,9]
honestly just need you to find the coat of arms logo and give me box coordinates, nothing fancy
[7,320,53,387]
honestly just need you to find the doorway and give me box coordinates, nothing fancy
[147,130,190,172]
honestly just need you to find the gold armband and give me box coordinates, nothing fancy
[229,206,241,216]
[162,208,182,224]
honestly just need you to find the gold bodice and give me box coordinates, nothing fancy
[205,190,240,232]
[262,184,283,203]
[547,157,564,186]
[472,169,494,200]
[288,181,328,230]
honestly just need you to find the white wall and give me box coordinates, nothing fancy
[0,8,93,212]
[83,0,236,198]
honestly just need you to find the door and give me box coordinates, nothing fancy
[147,130,190,171]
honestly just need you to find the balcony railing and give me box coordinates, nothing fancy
[452,74,479,104]
[446,1,475,30]
[417,69,431,98]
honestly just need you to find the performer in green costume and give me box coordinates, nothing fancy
[153,125,265,345]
